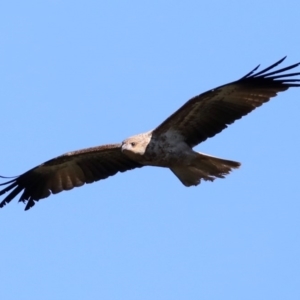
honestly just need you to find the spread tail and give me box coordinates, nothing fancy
[171,152,240,187]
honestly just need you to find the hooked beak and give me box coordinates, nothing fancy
[121,143,127,152]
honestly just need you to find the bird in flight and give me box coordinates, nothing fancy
[1,57,299,210]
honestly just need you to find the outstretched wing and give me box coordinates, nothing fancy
[153,57,300,147]
[0,144,143,210]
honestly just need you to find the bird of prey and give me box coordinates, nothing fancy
[1,57,299,210]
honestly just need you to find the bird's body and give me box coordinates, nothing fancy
[123,130,189,166]
[1,57,300,210]
[122,129,240,186]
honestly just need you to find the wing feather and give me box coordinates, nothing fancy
[153,57,300,147]
[0,144,142,210]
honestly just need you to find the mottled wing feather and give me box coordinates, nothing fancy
[0,144,143,210]
[153,57,300,147]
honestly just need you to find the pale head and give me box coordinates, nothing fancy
[121,133,151,160]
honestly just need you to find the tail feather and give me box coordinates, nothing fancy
[171,152,240,187]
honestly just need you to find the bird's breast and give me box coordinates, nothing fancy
[142,131,191,167]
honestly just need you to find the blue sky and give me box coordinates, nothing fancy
[1,1,300,299]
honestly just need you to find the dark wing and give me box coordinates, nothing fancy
[153,57,300,147]
[0,144,143,210]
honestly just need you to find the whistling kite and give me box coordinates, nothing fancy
[1,57,299,210]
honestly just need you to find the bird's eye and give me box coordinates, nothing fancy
[131,142,136,147]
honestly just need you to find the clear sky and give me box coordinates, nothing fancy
[1,1,300,299]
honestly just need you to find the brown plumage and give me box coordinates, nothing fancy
[1,57,300,210]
